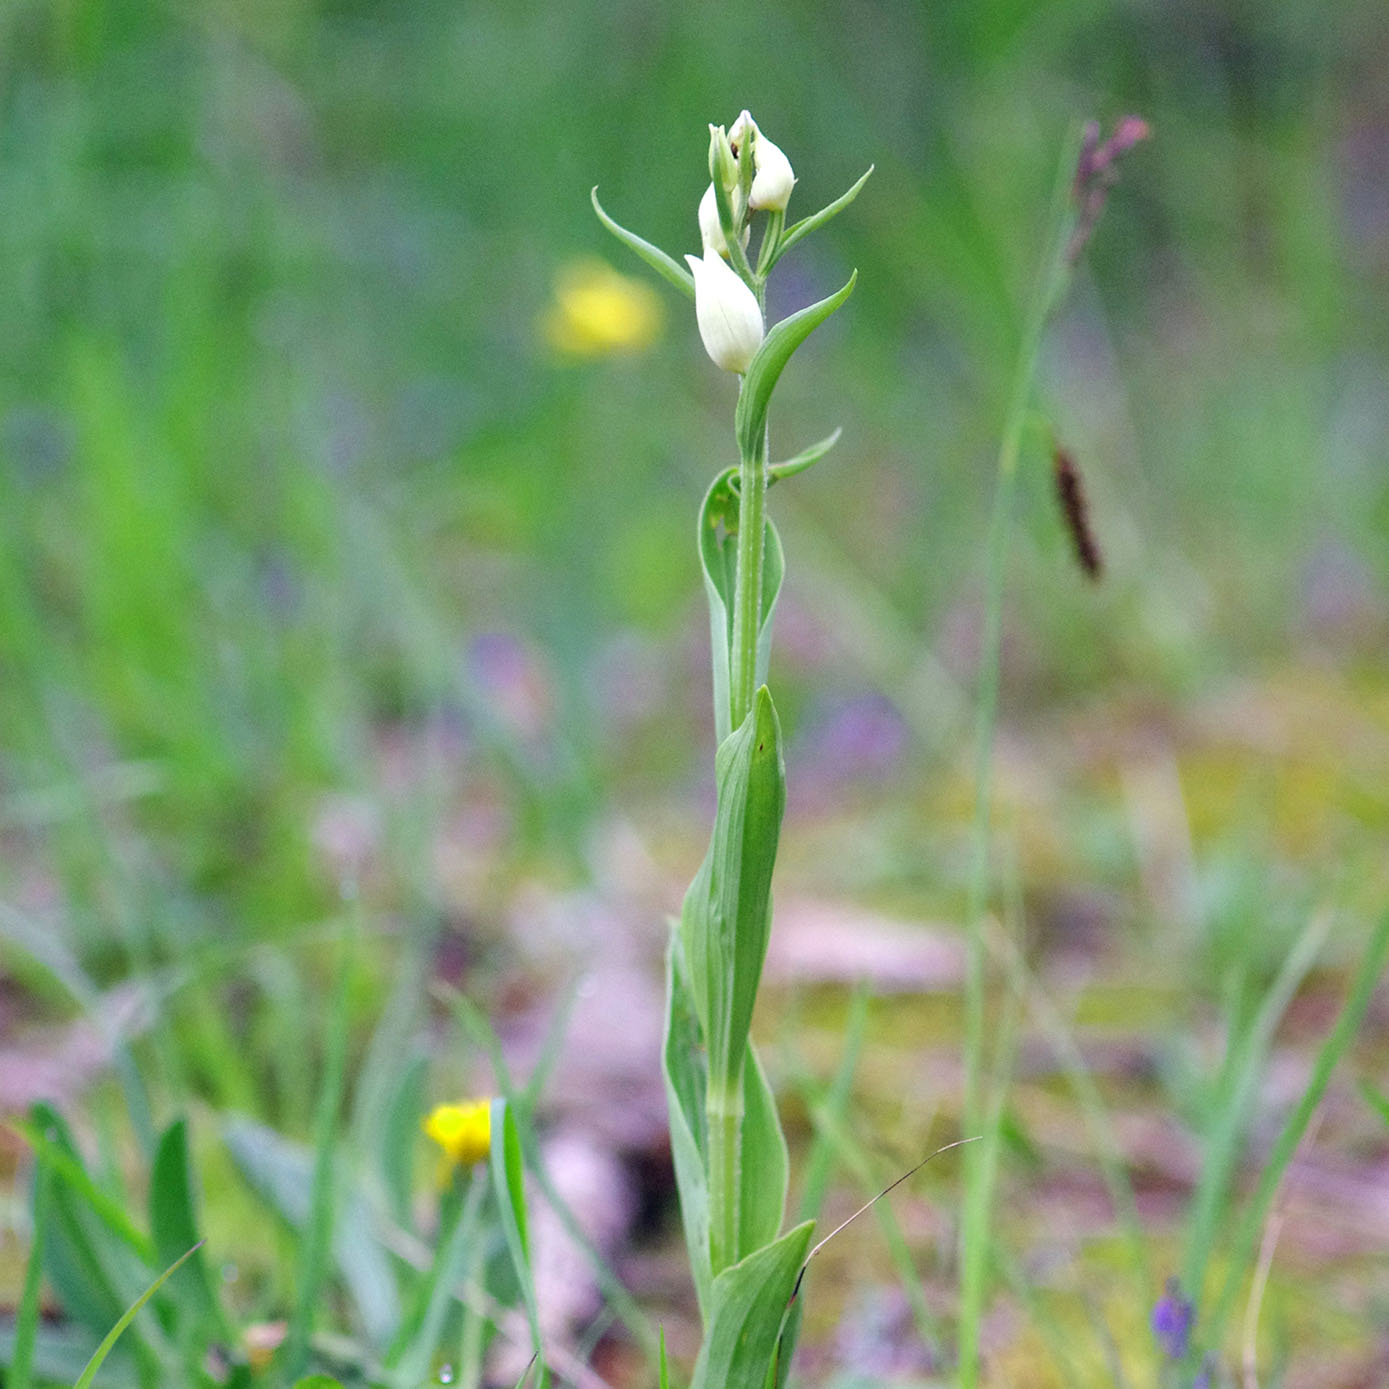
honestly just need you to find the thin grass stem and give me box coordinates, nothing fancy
[956,127,1084,1388]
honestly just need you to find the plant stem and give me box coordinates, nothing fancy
[730,412,768,731]
[957,130,1082,1389]
[707,1079,744,1274]
[710,392,770,1277]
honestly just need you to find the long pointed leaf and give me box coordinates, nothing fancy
[149,1119,223,1336]
[591,188,696,298]
[281,951,353,1381]
[72,1243,201,1389]
[690,1222,814,1389]
[490,1099,549,1388]
[21,1105,136,1339]
[10,1156,51,1389]
[772,166,874,266]
[1204,908,1389,1353]
[663,935,711,1315]
[735,273,857,459]
[679,688,786,1097]
[738,1043,788,1257]
[767,428,842,486]
[11,1112,153,1262]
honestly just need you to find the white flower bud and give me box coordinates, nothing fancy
[708,123,738,194]
[684,249,764,374]
[749,135,796,211]
[699,182,750,258]
[699,183,728,255]
[728,109,758,160]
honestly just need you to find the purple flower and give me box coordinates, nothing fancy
[1151,1277,1195,1360]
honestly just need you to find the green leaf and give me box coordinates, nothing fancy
[21,1105,135,1339]
[690,1222,814,1389]
[149,1119,222,1335]
[223,1117,400,1349]
[490,1099,549,1388]
[1181,910,1330,1309]
[11,1108,153,1262]
[770,1292,804,1389]
[679,688,786,1098]
[10,1155,51,1389]
[281,951,354,1382]
[377,1052,429,1228]
[386,1173,485,1383]
[697,470,785,745]
[773,165,874,266]
[767,427,842,486]
[73,1242,201,1389]
[663,935,711,1315]
[737,1044,789,1257]
[591,188,696,299]
[658,1327,671,1389]
[1203,908,1389,1356]
[292,1379,346,1388]
[735,272,857,461]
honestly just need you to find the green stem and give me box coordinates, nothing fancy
[729,413,768,731]
[709,389,771,1278]
[957,129,1082,1389]
[707,1080,744,1275]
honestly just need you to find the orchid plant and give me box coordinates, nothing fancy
[595,111,871,1388]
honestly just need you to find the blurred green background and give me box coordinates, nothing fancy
[2,0,1388,1378]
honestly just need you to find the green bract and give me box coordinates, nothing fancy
[735,271,857,459]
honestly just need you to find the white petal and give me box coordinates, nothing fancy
[684,251,764,374]
[750,137,796,211]
[699,183,728,256]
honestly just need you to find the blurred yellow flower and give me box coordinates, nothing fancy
[542,259,663,356]
[423,1098,492,1170]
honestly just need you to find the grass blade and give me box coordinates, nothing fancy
[438,983,661,1364]
[72,1242,202,1389]
[10,1112,154,1263]
[280,948,354,1381]
[386,1173,486,1384]
[1181,910,1330,1308]
[10,1156,52,1389]
[1203,908,1389,1353]
[490,1098,549,1388]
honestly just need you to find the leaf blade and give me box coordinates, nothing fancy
[690,1222,814,1389]
[591,188,696,299]
[735,273,857,460]
[72,1243,202,1389]
[773,166,874,266]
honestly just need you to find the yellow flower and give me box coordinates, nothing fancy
[542,259,663,357]
[423,1098,492,1170]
